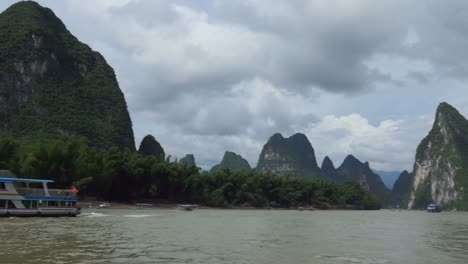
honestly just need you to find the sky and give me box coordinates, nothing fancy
[2,0,468,172]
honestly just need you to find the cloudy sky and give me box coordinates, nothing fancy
[3,0,468,172]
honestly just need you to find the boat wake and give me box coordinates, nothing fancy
[78,212,109,218]
[123,214,155,218]
[315,255,387,264]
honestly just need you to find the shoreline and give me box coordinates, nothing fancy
[78,201,317,210]
[77,201,388,211]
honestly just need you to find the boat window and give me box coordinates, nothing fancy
[60,201,69,207]
[71,202,76,207]
[0,183,5,190]
[32,201,37,208]
[13,182,26,189]
[23,200,31,209]
[0,200,5,208]
[7,200,15,209]
[48,201,58,207]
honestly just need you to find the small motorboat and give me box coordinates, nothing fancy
[427,203,441,213]
[97,203,110,209]
[135,203,153,209]
[178,204,197,211]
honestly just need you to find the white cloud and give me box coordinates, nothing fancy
[307,114,432,171]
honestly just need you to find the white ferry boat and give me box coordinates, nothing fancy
[0,170,80,217]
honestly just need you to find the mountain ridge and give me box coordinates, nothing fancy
[336,155,391,205]
[256,133,320,178]
[0,1,135,150]
[408,102,468,209]
[211,151,251,173]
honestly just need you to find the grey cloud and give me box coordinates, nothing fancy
[406,71,431,84]
[400,1,468,80]
[137,79,319,141]
[110,0,178,27]
[52,0,415,107]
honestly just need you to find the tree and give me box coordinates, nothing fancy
[0,138,19,170]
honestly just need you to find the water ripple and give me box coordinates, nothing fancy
[1,210,468,264]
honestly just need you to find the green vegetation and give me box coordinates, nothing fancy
[0,1,135,150]
[0,137,381,209]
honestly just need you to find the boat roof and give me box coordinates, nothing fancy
[0,170,53,183]
[0,177,54,183]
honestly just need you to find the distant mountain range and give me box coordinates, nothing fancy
[207,133,393,206]
[169,104,468,210]
[205,102,468,210]
[373,170,401,189]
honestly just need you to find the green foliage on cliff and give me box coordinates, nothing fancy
[138,135,165,161]
[210,151,251,173]
[179,154,196,167]
[0,1,135,150]
[412,177,432,209]
[257,133,321,178]
[337,155,391,206]
[0,137,381,209]
[412,102,468,209]
[390,171,413,209]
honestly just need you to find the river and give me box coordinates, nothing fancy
[0,209,467,264]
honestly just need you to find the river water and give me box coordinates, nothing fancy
[0,209,467,264]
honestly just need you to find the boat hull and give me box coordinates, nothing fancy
[0,209,80,217]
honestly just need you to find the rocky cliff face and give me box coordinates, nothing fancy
[391,170,413,208]
[320,156,339,180]
[408,103,468,209]
[179,154,196,167]
[256,133,320,178]
[337,155,391,205]
[0,1,135,149]
[211,151,251,173]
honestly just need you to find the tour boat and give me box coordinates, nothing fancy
[426,203,441,213]
[0,170,80,217]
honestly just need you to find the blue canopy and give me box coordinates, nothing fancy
[0,177,54,183]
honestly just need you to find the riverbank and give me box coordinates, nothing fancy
[77,201,321,211]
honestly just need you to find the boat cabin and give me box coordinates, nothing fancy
[426,203,441,213]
